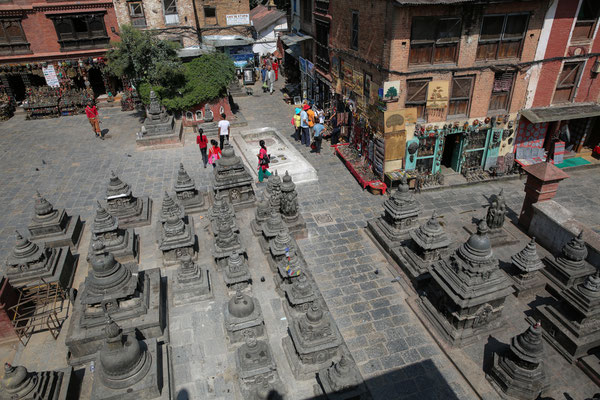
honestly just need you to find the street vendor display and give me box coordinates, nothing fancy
[24,86,60,120]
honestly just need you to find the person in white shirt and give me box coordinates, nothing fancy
[267,65,276,95]
[218,113,230,149]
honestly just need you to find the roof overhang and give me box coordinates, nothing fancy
[520,102,600,123]
[281,33,312,46]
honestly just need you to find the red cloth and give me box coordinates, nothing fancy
[196,134,208,149]
[258,147,269,171]
[85,105,98,119]
[208,146,221,162]
[594,145,600,156]
[273,62,278,80]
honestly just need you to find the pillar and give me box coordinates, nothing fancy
[518,161,569,230]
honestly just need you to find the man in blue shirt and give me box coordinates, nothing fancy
[311,122,325,154]
[300,104,310,147]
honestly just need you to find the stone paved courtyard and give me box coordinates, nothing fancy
[0,78,599,399]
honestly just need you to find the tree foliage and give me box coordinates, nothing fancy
[385,86,398,99]
[106,25,184,89]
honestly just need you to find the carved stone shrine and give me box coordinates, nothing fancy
[0,362,75,400]
[486,189,506,231]
[264,170,282,209]
[392,211,450,283]
[158,214,196,267]
[276,249,306,289]
[224,290,265,343]
[280,171,306,239]
[171,255,211,307]
[210,203,239,237]
[89,201,138,263]
[142,90,174,135]
[173,163,206,213]
[158,192,184,224]
[65,241,163,365]
[260,210,286,253]
[27,191,84,251]
[283,302,343,379]
[487,322,550,400]
[223,252,251,289]
[534,269,600,362]
[212,214,246,268]
[316,354,368,400]
[105,172,152,228]
[91,319,168,400]
[509,237,546,297]
[236,333,277,381]
[212,142,255,209]
[5,231,76,290]
[251,193,270,237]
[282,274,318,314]
[208,191,236,223]
[419,221,513,346]
[268,228,297,270]
[367,176,421,252]
[542,231,595,292]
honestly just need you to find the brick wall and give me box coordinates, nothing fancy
[194,0,251,37]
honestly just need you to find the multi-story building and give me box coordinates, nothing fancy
[326,0,550,176]
[0,0,120,101]
[519,0,600,159]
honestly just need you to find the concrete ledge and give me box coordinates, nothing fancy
[528,200,600,266]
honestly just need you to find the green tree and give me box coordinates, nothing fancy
[158,52,236,111]
[385,86,398,99]
[106,25,184,92]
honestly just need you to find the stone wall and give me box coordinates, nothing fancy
[193,0,251,37]
[528,200,600,265]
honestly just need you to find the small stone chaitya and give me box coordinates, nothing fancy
[282,273,317,313]
[392,211,451,282]
[141,90,174,136]
[419,221,513,346]
[173,163,206,213]
[487,322,550,400]
[90,201,138,263]
[65,241,163,365]
[224,290,265,343]
[171,255,211,306]
[158,192,184,223]
[104,172,152,228]
[212,142,255,208]
[223,252,251,289]
[543,231,595,292]
[259,210,286,253]
[367,176,421,252]
[316,355,368,400]
[0,362,75,400]
[251,193,270,236]
[212,214,246,267]
[283,302,343,379]
[280,171,306,239]
[236,333,277,381]
[265,171,282,210]
[5,231,76,290]
[27,191,84,251]
[158,214,197,267]
[535,269,600,362]
[91,319,167,400]
[510,237,546,297]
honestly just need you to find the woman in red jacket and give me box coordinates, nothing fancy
[208,139,222,169]
[257,140,272,183]
[85,102,101,137]
[272,60,279,81]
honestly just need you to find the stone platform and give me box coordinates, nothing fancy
[136,119,183,150]
[29,213,84,252]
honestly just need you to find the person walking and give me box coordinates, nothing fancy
[196,128,208,168]
[85,102,102,138]
[311,121,325,154]
[208,139,221,168]
[267,65,276,95]
[329,108,341,146]
[291,107,301,141]
[257,139,272,183]
[272,60,279,81]
[261,64,267,84]
[218,113,230,149]
[306,105,315,141]
[300,104,310,147]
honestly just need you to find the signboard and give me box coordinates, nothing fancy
[341,61,353,86]
[42,65,60,88]
[299,57,307,74]
[353,69,363,96]
[384,110,406,133]
[383,81,400,102]
[226,14,250,26]
[426,80,449,109]
[306,60,315,79]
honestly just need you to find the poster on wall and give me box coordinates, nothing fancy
[402,108,418,125]
[342,61,353,87]
[384,131,407,161]
[306,60,315,79]
[331,56,340,79]
[426,80,450,109]
[382,81,400,102]
[226,14,250,26]
[42,65,60,88]
[299,57,307,74]
[353,70,363,96]
[384,109,406,133]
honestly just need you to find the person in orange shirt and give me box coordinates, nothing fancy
[306,105,315,141]
[85,102,101,138]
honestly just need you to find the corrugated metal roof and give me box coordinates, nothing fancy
[250,5,286,33]
[521,102,600,123]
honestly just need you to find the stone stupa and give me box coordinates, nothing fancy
[158,214,196,267]
[212,141,255,208]
[104,171,152,228]
[543,231,595,292]
[171,254,211,306]
[224,290,264,343]
[136,90,181,148]
[509,237,546,297]
[173,163,207,213]
[89,201,138,263]
[0,362,75,400]
[280,171,306,239]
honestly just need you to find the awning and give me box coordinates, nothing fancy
[281,33,312,47]
[202,36,254,48]
[520,102,600,123]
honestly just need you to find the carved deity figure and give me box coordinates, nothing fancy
[486,189,506,231]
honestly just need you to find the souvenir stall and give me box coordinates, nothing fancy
[0,88,15,121]
[23,86,60,119]
[120,83,142,112]
[59,88,94,116]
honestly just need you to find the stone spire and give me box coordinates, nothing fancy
[104,171,151,228]
[106,171,132,198]
[543,230,595,290]
[223,252,251,288]
[85,240,135,302]
[262,210,285,239]
[487,322,549,399]
[1,363,37,398]
[33,191,57,220]
[212,143,255,208]
[512,237,544,274]
[410,211,450,254]
[7,230,44,266]
[317,354,366,398]
[270,228,296,259]
[159,214,196,266]
[159,191,184,223]
[175,163,195,192]
[251,192,271,236]
[173,163,206,214]
[93,201,119,233]
[280,171,299,223]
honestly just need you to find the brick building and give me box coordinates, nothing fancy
[325,0,551,177]
[0,0,120,101]
[519,0,600,159]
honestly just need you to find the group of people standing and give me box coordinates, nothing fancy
[291,102,326,154]
[195,112,230,168]
[260,54,279,95]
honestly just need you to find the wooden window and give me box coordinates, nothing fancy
[204,6,216,19]
[573,0,600,41]
[552,62,583,104]
[128,2,146,27]
[489,72,514,113]
[409,17,461,65]
[351,11,359,51]
[448,76,474,117]
[315,19,329,71]
[477,14,529,60]
[301,0,312,24]
[405,79,430,122]
[163,0,179,25]
[0,19,30,55]
[51,14,109,50]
